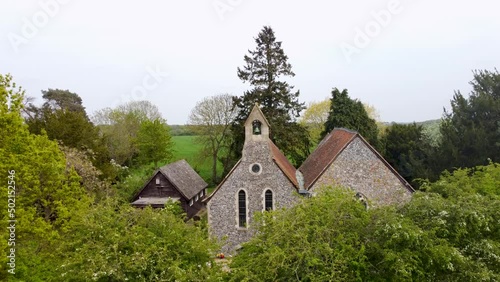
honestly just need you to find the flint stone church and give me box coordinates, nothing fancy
[204,105,414,253]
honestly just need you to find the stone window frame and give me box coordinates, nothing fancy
[249,163,262,175]
[262,188,274,211]
[236,189,249,229]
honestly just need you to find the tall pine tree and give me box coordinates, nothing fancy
[223,26,310,174]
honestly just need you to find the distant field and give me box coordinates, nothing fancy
[171,136,222,188]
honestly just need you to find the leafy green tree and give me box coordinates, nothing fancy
[188,94,238,184]
[229,163,500,281]
[226,26,310,173]
[59,201,223,281]
[24,89,113,178]
[93,101,164,167]
[381,123,435,186]
[0,74,92,281]
[299,99,330,146]
[438,69,500,173]
[136,118,174,168]
[230,188,370,281]
[322,88,379,148]
[60,145,114,201]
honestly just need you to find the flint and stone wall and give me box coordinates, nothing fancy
[310,137,413,206]
[207,141,298,253]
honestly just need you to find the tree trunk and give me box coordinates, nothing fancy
[212,151,218,185]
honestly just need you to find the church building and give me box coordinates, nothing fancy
[205,104,414,253]
[205,105,300,252]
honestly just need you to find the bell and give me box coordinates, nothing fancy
[253,126,261,135]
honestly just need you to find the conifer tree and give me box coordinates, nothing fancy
[322,88,379,148]
[224,26,310,173]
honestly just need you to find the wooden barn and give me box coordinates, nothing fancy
[131,159,208,218]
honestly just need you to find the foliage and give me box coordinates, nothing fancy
[93,101,165,168]
[59,201,224,281]
[417,119,441,147]
[226,25,310,174]
[381,123,436,186]
[24,89,114,179]
[299,99,330,146]
[170,124,197,136]
[230,188,370,282]
[0,74,92,281]
[229,163,500,281]
[438,69,500,172]
[60,145,115,201]
[136,118,174,168]
[188,94,238,184]
[322,88,379,149]
[302,99,383,147]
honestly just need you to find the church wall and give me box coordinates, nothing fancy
[310,137,412,206]
[207,141,298,253]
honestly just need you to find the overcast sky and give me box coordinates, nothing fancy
[1,0,499,124]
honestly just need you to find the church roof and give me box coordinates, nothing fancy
[268,140,298,187]
[298,128,414,192]
[299,128,357,189]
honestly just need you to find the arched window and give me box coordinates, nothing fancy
[252,120,262,135]
[238,190,247,227]
[265,190,273,211]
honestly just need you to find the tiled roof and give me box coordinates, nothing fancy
[159,159,208,200]
[268,140,298,188]
[298,128,357,189]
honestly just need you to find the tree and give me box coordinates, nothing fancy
[24,89,113,178]
[0,74,92,280]
[59,201,224,281]
[322,88,379,148]
[136,118,174,168]
[227,26,310,173]
[229,163,500,281]
[299,99,330,146]
[93,101,165,167]
[229,188,370,281]
[188,94,238,184]
[438,69,500,173]
[381,123,436,186]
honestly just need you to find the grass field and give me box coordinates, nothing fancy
[171,136,222,189]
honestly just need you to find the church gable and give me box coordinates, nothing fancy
[206,104,299,253]
[309,134,414,206]
[207,153,298,252]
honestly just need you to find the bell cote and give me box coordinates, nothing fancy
[244,104,270,142]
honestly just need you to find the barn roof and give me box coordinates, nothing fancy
[133,159,208,201]
[158,159,208,200]
[298,128,414,192]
